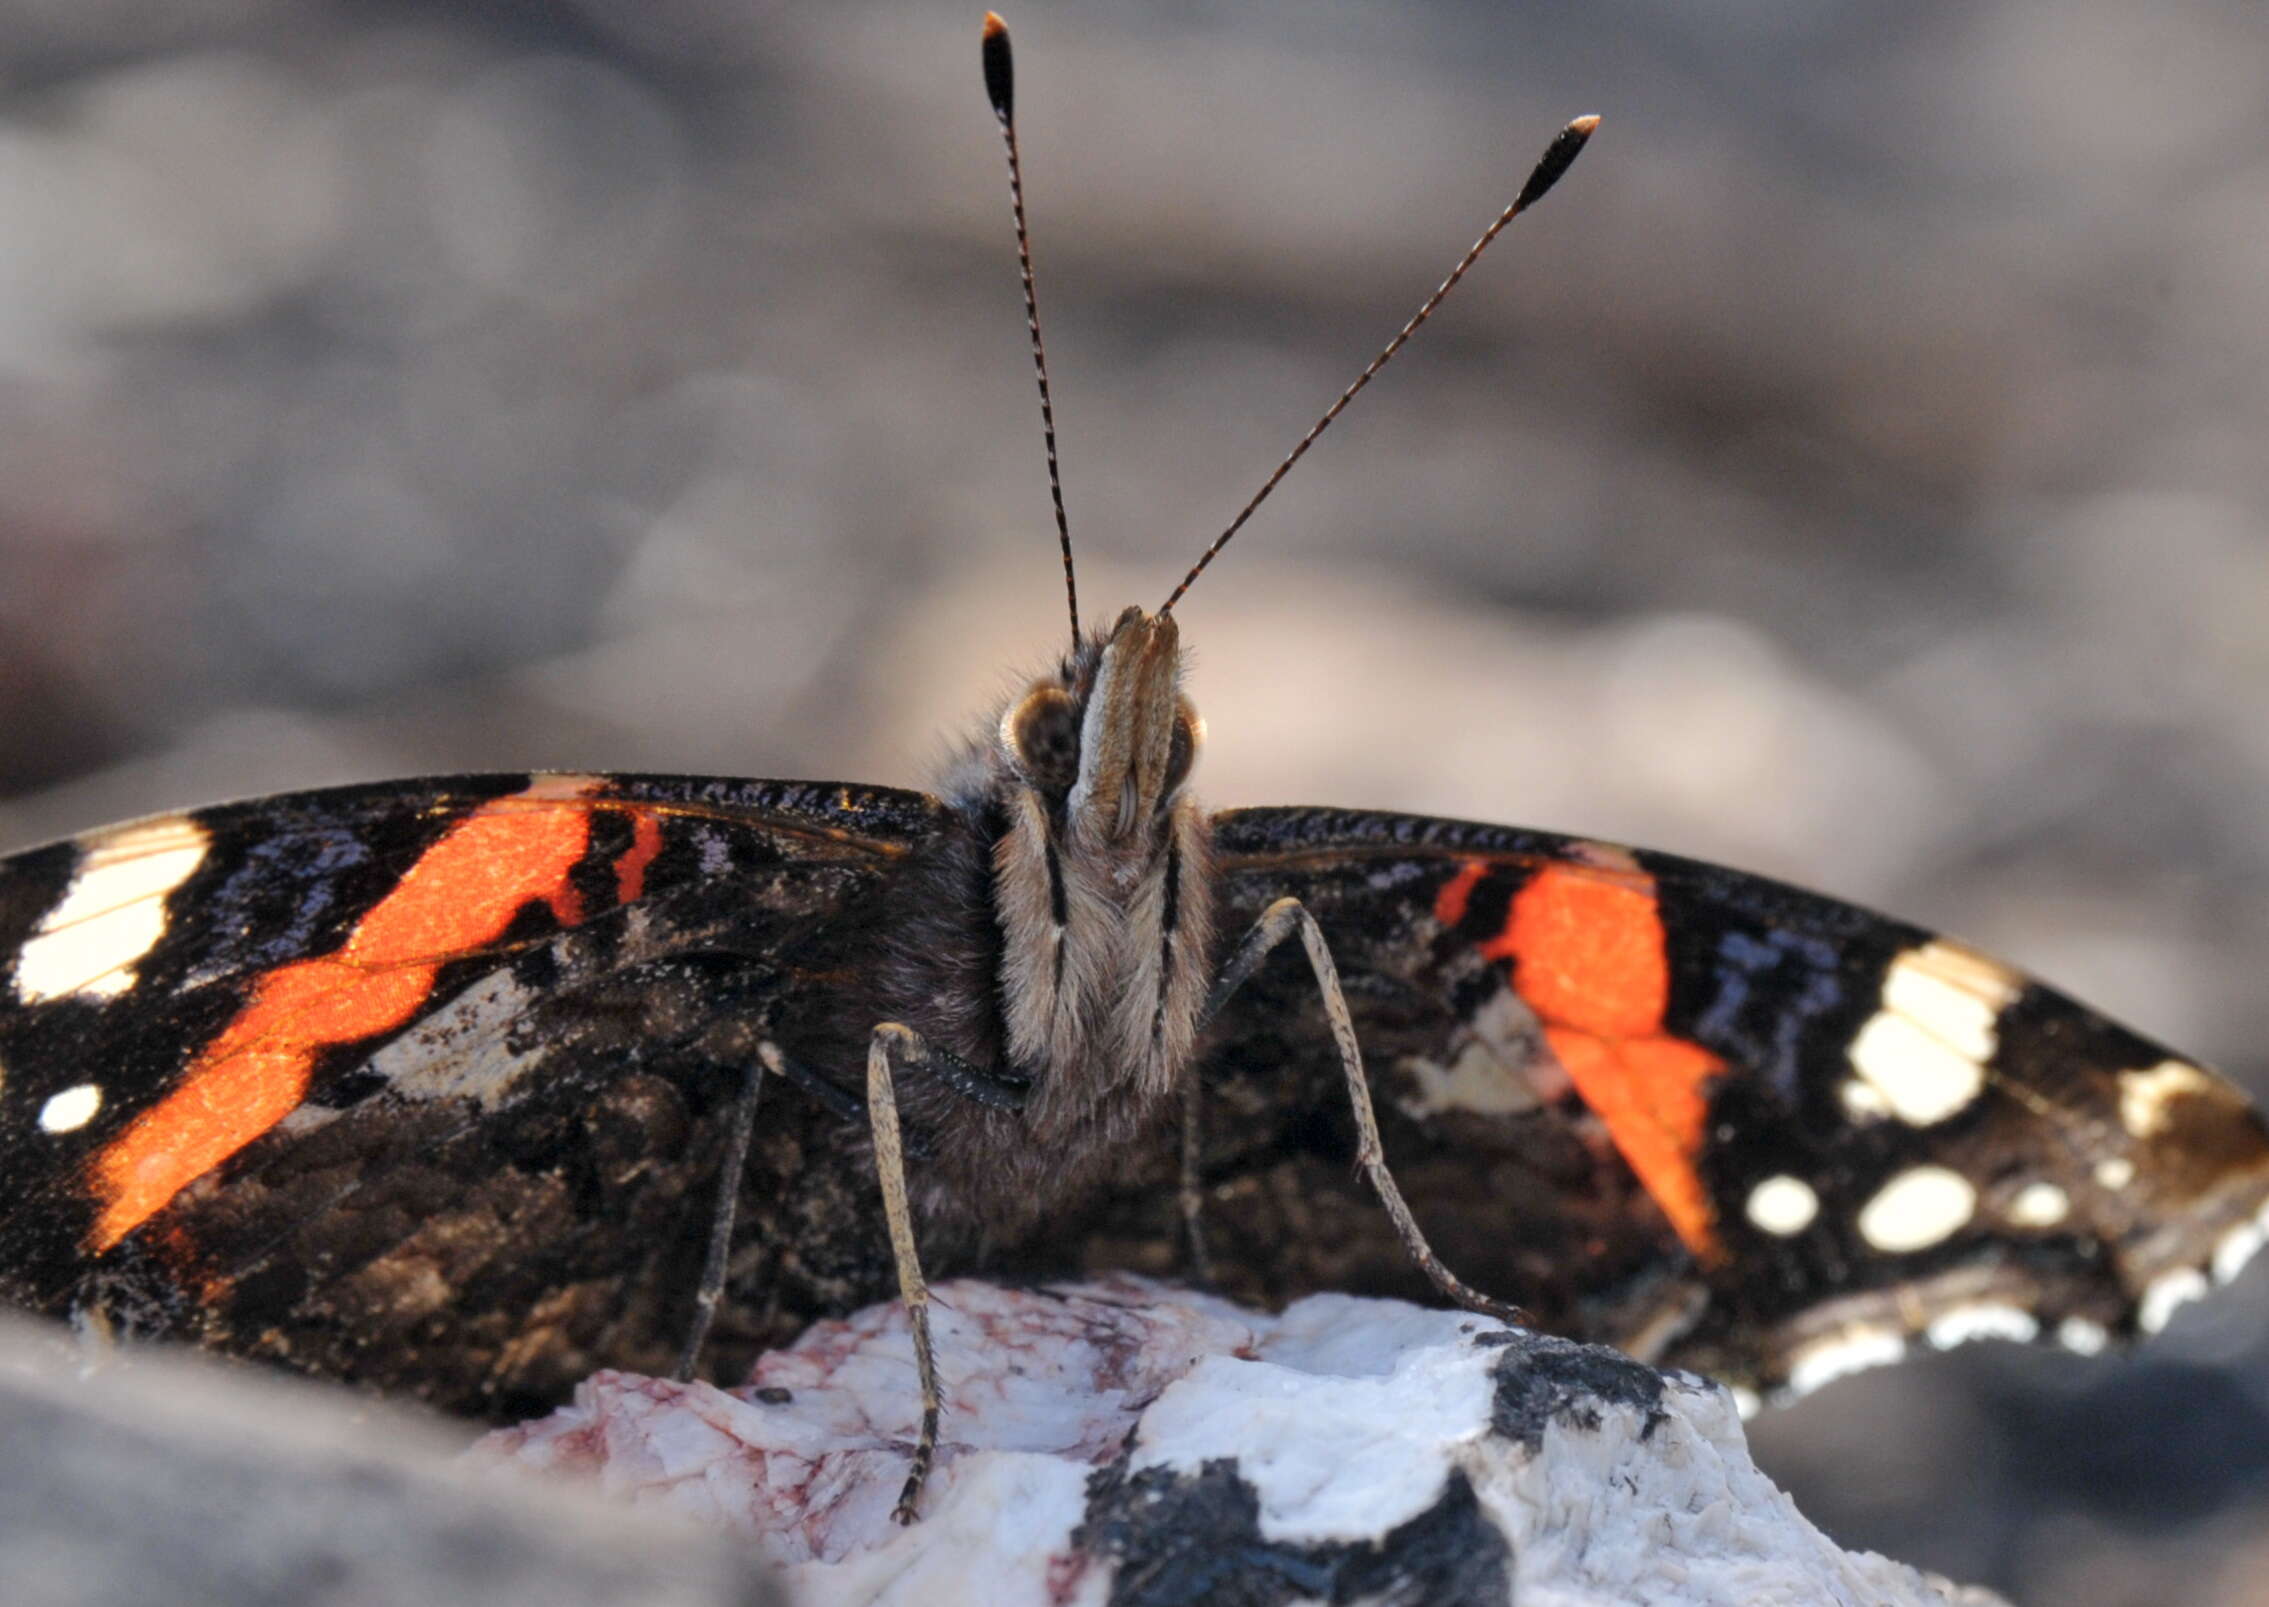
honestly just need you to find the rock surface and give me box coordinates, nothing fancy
[482,1276,2008,1607]
[0,1315,781,1607]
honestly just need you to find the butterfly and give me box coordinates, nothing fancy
[3,13,2265,1528]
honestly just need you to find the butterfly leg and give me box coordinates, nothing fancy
[672,1051,769,1382]
[667,1007,1021,1521]
[1178,1069,1216,1287]
[866,1020,948,1526]
[1206,897,1529,1328]
[662,926,1024,1389]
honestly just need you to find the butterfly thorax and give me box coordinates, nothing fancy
[878,607,1215,1191]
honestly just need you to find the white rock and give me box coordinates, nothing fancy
[479,1276,2005,1607]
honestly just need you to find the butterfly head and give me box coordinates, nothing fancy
[999,605,1202,852]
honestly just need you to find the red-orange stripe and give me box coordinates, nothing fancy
[87,793,597,1251]
[615,809,666,906]
[1434,860,1488,929]
[1495,862,1724,1261]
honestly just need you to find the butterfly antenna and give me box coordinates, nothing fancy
[983,13,1079,649]
[1159,114,1600,617]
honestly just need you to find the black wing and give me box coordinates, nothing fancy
[0,772,943,1416]
[1187,806,2269,1401]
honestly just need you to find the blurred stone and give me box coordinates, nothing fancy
[0,1315,781,1607]
[425,56,686,309]
[3,53,343,337]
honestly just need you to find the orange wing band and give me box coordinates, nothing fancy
[615,809,666,906]
[1488,863,1724,1262]
[87,797,597,1252]
[1433,860,1488,928]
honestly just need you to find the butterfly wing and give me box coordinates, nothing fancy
[1195,806,2269,1399]
[0,772,939,1415]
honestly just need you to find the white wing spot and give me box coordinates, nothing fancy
[38,1083,103,1134]
[1843,940,2018,1127]
[363,970,549,1110]
[1856,1165,1977,1253]
[2006,1181,2070,1229]
[2212,1220,2265,1286]
[15,816,211,1004]
[2056,1316,2109,1356]
[2117,1059,2218,1140]
[1395,989,1543,1120]
[2138,1266,2210,1335]
[1846,1013,1984,1126]
[1924,1304,2039,1350]
[2095,1157,2135,1191]
[1785,1330,1907,1398]
[1744,1174,1820,1237]
[1883,940,2015,1059]
[1838,1077,1891,1122]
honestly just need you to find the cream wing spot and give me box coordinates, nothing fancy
[1843,940,2019,1127]
[2117,1058,2221,1140]
[1856,1165,1977,1253]
[1396,988,1544,1120]
[1846,1013,1984,1126]
[15,816,212,1004]
[364,970,550,1110]
[2139,1266,2210,1334]
[518,771,609,800]
[2095,1157,2135,1191]
[2212,1220,2265,1286]
[1744,1174,1820,1237]
[38,1082,103,1134]
[2005,1180,2070,1229]
[1785,1330,1907,1398]
[1924,1304,2039,1349]
[1881,940,2016,1059]
[1838,1077,1891,1123]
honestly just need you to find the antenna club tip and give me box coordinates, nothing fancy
[1512,113,1601,211]
[980,12,1014,121]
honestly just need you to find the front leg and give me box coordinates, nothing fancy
[1177,1066,1216,1287]
[670,1010,1026,1392]
[865,1021,948,1527]
[671,1051,768,1382]
[1205,897,1529,1328]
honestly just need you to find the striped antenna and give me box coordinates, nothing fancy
[1159,114,1601,617]
[982,13,1079,649]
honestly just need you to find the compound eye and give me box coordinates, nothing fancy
[1005,683,1080,788]
[1162,698,1204,797]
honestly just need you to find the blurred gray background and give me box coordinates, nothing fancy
[1,1,2265,1600]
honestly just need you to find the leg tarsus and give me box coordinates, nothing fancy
[673,1052,768,1382]
[896,1301,940,1525]
[1213,897,1530,1330]
[867,1021,947,1526]
[1178,1068,1216,1289]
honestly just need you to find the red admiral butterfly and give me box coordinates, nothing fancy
[3,13,2266,1528]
